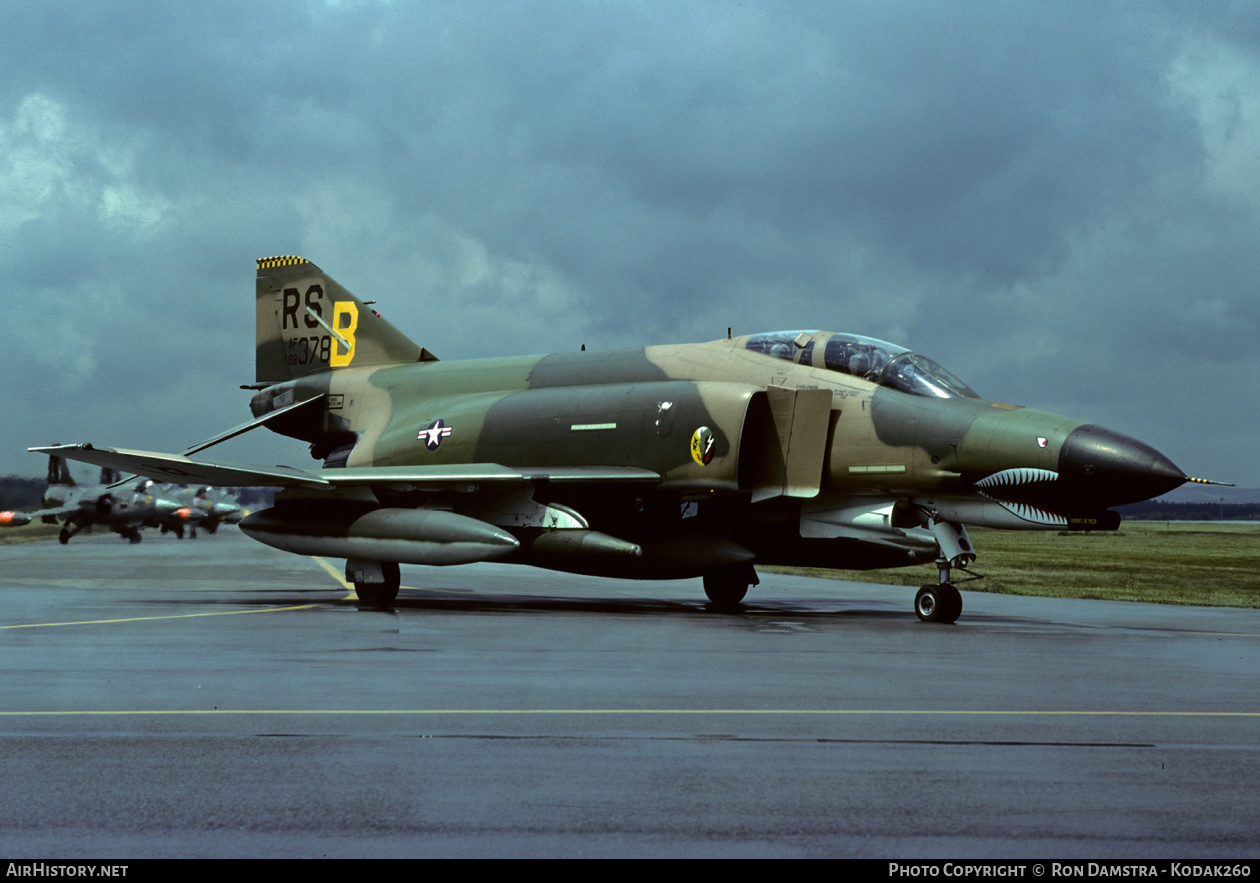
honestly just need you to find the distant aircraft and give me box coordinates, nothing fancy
[0,455,179,544]
[37,256,1219,621]
[146,484,246,538]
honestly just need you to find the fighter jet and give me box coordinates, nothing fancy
[0,455,179,544]
[36,256,1210,621]
[144,483,246,538]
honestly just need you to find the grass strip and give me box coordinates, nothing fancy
[0,523,62,545]
[764,522,1260,608]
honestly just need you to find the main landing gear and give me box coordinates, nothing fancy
[58,519,91,545]
[703,563,759,611]
[348,559,401,607]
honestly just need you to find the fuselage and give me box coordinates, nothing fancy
[249,331,1185,576]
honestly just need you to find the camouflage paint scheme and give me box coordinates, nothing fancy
[37,258,1193,621]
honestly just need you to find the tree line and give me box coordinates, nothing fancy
[1115,500,1260,521]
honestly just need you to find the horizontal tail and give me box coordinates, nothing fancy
[254,256,436,384]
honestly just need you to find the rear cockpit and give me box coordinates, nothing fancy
[745,331,979,399]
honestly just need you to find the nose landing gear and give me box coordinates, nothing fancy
[915,515,975,624]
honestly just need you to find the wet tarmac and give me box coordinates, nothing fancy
[2,529,1257,857]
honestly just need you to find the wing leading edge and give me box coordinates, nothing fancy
[30,445,661,491]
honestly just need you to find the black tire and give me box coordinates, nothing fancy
[915,583,962,624]
[355,562,401,607]
[58,529,70,545]
[703,571,749,609]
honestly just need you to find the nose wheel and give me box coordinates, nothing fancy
[915,582,962,624]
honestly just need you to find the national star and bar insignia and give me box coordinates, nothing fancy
[418,419,453,450]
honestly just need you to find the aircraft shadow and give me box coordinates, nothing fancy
[348,591,911,619]
[132,590,922,620]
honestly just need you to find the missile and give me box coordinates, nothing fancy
[520,529,643,569]
[0,511,31,527]
[240,504,520,565]
[518,527,753,579]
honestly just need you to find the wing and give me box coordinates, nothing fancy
[30,445,661,491]
[0,503,83,526]
[30,445,329,488]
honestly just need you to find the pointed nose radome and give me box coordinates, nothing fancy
[1058,425,1187,508]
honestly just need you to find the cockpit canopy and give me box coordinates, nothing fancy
[745,331,979,399]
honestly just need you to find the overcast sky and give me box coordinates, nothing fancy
[2,0,1257,487]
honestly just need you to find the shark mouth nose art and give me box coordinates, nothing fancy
[974,468,1066,526]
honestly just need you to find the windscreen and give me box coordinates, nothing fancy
[745,331,979,399]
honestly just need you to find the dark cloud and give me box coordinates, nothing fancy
[1,0,1257,485]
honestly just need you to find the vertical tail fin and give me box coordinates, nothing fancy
[254,256,436,384]
[47,453,74,487]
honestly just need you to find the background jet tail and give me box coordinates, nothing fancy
[47,453,75,487]
[254,256,436,384]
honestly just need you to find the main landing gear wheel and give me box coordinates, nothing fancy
[703,564,758,611]
[915,583,962,624]
[355,562,401,608]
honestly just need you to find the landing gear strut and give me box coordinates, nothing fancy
[914,515,975,624]
[59,518,87,545]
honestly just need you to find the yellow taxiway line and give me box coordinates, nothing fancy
[4,556,353,629]
[312,555,353,591]
[1,603,322,629]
